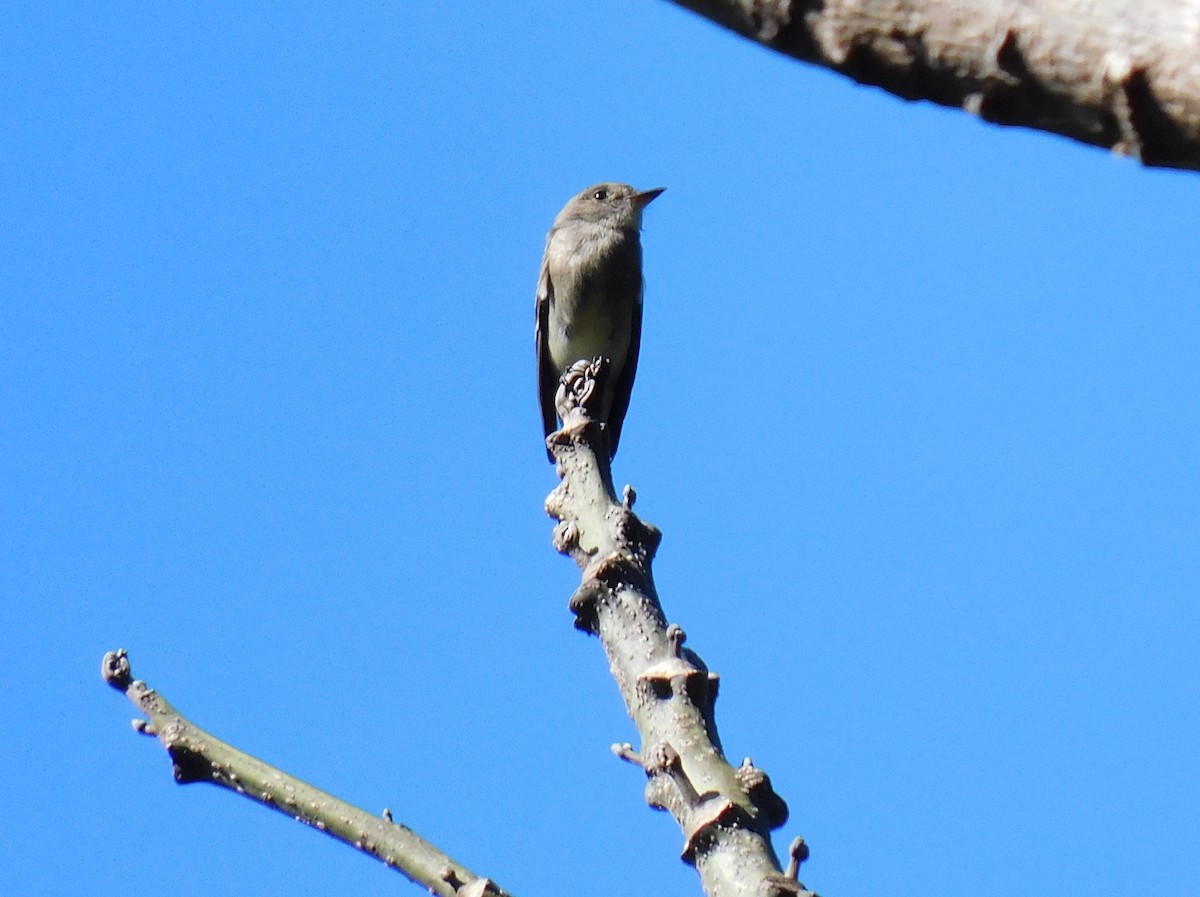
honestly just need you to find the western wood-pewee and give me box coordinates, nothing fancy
[535,182,664,460]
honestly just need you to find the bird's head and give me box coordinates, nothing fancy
[555,182,665,230]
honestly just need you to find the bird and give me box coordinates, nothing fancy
[535,182,664,460]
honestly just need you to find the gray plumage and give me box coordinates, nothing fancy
[536,182,663,460]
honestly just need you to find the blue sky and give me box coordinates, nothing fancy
[3,3,1198,895]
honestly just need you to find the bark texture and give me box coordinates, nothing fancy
[544,359,812,897]
[667,0,1200,172]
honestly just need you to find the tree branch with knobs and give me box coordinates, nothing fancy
[99,181,817,897]
[544,354,814,897]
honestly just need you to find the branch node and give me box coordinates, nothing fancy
[611,741,644,767]
[551,519,580,553]
[637,656,717,717]
[643,738,691,786]
[543,481,567,520]
[644,750,779,862]
[102,648,133,691]
[167,745,214,785]
[567,578,608,634]
[554,357,606,422]
[621,483,637,508]
[679,795,743,864]
[786,835,811,880]
[637,663,688,702]
[737,757,790,828]
[442,868,502,897]
[586,550,640,585]
[610,505,662,560]
[381,808,393,823]
[547,357,616,458]
[667,623,686,657]
[644,741,682,774]
[642,741,706,820]
[131,718,155,736]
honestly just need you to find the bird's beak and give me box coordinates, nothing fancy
[633,187,665,208]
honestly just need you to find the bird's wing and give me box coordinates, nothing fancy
[535,259,559,460]
[606,281,642,458]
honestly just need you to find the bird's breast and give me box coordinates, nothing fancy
[546,228,639,375]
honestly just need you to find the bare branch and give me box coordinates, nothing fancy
[100,649,509,897]
[544,360,815,897]
[666,0,1200,172]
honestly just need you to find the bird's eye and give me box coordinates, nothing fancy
[593,189,607,201]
